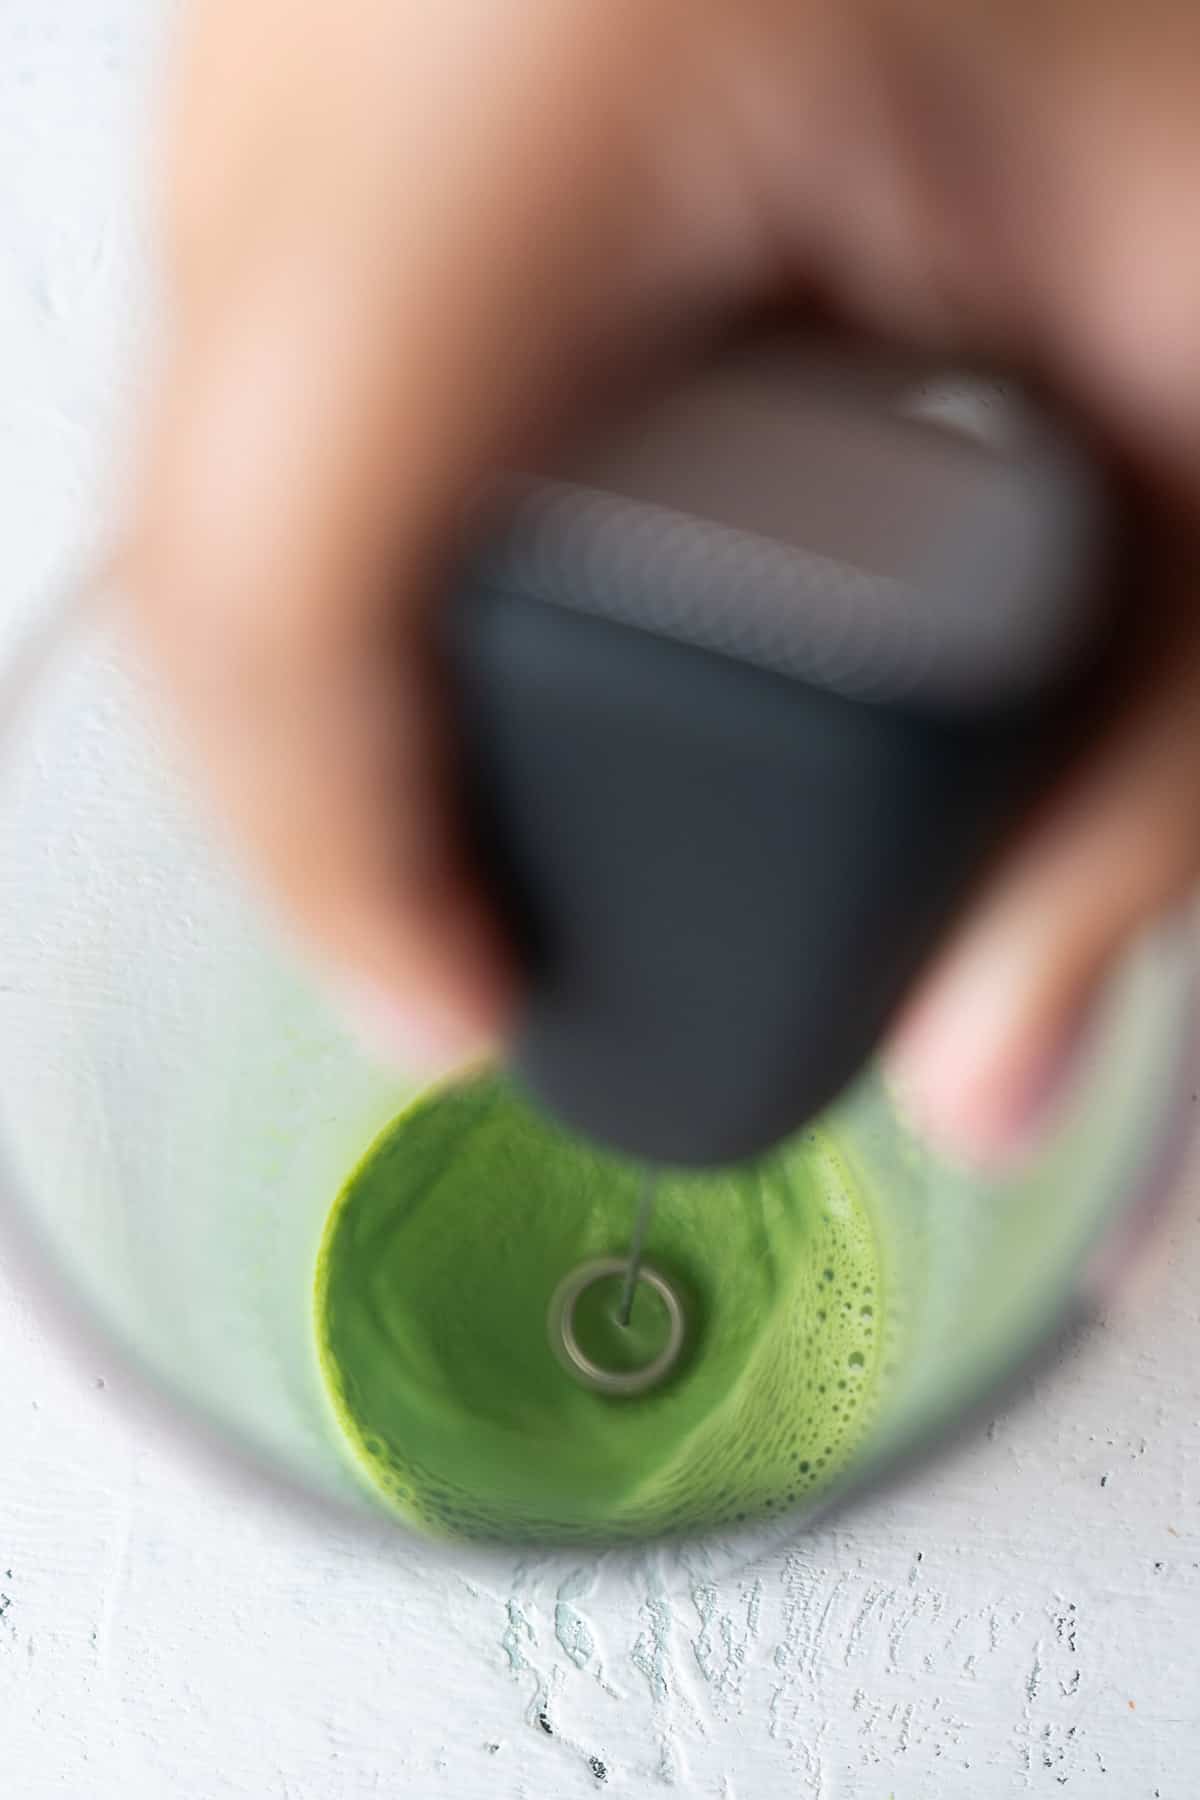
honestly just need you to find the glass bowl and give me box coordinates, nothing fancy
[0,595,1195,1567]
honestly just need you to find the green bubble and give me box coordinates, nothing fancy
[314,1068,886,1543]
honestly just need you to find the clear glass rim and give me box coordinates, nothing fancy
[0,578,1196,1581]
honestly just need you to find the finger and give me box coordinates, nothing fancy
[132,251,521,1053]
[887,560,1200,1165]
[129,4,758,1058]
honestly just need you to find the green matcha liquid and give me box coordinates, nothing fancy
[314,1069,885,1542]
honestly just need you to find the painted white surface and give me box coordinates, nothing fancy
[0,5,1198,1794]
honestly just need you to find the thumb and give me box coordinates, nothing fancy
[887,554,1200,1165]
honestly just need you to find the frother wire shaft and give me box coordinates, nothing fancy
[617,1173,656,1329]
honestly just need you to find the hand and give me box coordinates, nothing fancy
[129,0,1200,1161]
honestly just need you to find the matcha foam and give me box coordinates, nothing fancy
[314,1068,885,1542]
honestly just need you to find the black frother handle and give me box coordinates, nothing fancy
[445,584,1075,1169]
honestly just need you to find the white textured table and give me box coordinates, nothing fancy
[1,7,1198,1795]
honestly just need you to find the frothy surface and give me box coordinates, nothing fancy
[315,1070,884,1542]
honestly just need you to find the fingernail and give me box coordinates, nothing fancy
[330,973,486,1074]
[1003,1003,1096,1154]
[886,984,1094,1173]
